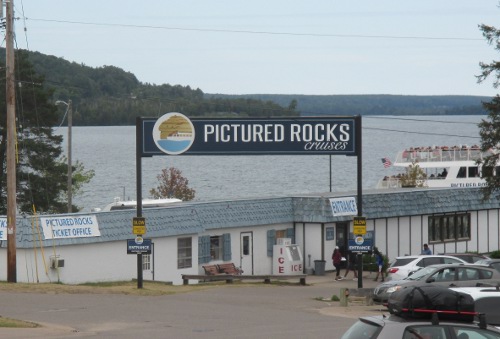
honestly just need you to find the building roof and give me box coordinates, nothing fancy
[7,188,499,249]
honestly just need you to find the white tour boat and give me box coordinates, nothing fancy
[377,145,494,189]
[93,197,182,212]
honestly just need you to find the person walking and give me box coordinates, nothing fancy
[373,247,385,282]
[421,243,432,255]
[344,250,358,280]
[332,246,343,281]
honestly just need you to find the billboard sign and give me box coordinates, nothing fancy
[139,114,358,157]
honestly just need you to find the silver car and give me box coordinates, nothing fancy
[342,314,500,339]
[372,264,500,303]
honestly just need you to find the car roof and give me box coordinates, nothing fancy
[358,314,499,329]
[451,287,500,297]
[394,255,467,260]
[424,263,498,270]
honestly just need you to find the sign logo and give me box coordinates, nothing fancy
[152,112,195,155]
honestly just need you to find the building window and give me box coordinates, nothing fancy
[210,236,223,260]
[275,230,287,240]
[428,213,471,243]
[178,237,192,269]
[142,254,151,271]
[267,228,295,257]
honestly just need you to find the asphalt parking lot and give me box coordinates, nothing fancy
[0,272,385,339]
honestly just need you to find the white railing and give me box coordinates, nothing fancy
[395,147,488,164]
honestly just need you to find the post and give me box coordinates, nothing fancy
[136,117,143,289]
[356,115,363,289]
[6,0,17,283]
[67,100,72,213]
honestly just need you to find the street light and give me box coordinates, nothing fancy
[55,99,72,213]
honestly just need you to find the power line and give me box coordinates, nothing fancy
[364,126,480,139]
[26,17,483,42]
[363,116,481,125]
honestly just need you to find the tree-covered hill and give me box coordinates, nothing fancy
[1,49,298,126]
[1,48,491,125]
[206,93,491,116]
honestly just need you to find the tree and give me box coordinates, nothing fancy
[57,158,95,211]
[0,50,93,213]
[399,162,427,188]
[477,21,500,200]
[149,167,195,201]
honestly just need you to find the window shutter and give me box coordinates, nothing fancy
[223,233,231,261]
[267,229,276,257]
[286,228,295,244]
[198,235,210,264]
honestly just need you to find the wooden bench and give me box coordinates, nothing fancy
[181,274,306,286]
[182,274,234,285]
[239,274,306,286]
[217,263,242,275]
[202,265,221,275]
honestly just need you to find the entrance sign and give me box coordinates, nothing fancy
[127,238,152,254]
[140,114,358,157]
[40,215,100,239]
[348,237,372,253]
[329,197,358,217]
[0,218,6,240]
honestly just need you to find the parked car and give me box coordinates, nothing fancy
[442,252,490,263]
[387,255,467,281]
[476,258,500,273]
[341,314,500,339]
[372,264,500,303]
[451,286,500,326]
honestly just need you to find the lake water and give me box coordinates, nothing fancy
[54,115,484,212]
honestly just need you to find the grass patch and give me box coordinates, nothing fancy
[0,316,39,328]
[0,279,282,297]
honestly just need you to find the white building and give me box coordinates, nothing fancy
[0,187,498,285]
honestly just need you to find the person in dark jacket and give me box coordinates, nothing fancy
[343,250,358,280]
[332,246,343,281]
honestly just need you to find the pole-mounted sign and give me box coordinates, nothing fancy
[132,217,146,235]
[139,114,358,157]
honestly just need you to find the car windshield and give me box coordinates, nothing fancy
[341,319,381,339]
[391,258,415,267]
[405,266,435,281]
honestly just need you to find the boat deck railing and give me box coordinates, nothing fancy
[395,147,490,164]
[377,176,448,189]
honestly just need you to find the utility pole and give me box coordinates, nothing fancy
[55,100,73,212]
[67,100,72,213]
[6,0,17,283]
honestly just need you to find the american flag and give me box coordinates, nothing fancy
[381,157,392,168]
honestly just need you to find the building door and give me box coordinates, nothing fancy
[240,232,253,275]
[336,222,348,255]
[142,243,154,281]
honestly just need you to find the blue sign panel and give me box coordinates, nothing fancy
[139,115,358,157]
[127,238,152,254]
[326,227,335,241]
[348,237,373,253]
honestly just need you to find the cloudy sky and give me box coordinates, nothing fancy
[11,0,500,96]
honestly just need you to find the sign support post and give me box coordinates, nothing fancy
[136,117,144,289]
[356,115,363,288]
